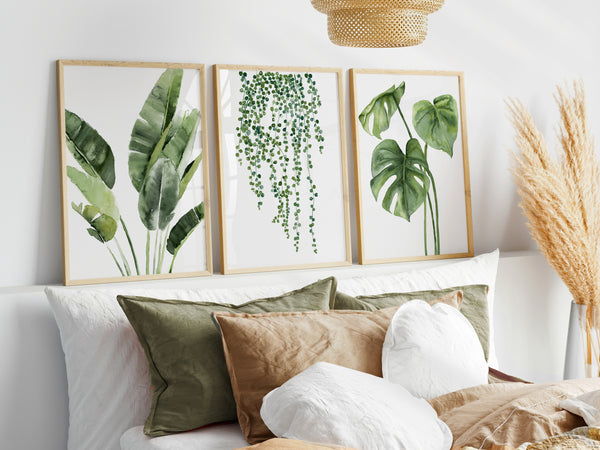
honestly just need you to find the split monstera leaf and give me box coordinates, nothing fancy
[64,68,205,276]
[359,82,458,255]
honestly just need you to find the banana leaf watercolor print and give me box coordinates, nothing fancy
[57,61,211,285]
[350,69,473,264]
[214,65,351,274]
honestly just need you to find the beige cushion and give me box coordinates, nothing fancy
[213,290,461,444]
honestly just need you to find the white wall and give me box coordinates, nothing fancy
[2,0,599,287]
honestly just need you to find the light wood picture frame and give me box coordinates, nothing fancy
[57,60,212,285]
[214,64,352,274]
[350,69,474,264]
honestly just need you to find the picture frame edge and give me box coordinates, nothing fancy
[349,68,367,265]
[360,252,474,266]
[224,260,353,276]
[64,270,214,287]
[213,64,229,275]
[198,65,214,275]
[458,72,475,256]
[56,60,72,285]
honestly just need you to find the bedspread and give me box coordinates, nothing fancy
[234,438,357,449]
[431,378,600,448]
[236,378,600,450]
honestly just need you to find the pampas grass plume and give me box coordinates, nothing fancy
[508,81,600,306]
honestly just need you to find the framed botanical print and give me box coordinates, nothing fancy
[350,69,474,264]
[214,65,352,274]
[57,60,212,285]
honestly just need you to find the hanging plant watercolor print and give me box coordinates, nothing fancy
[350,69,473,264]
[215,65,351,274]
[235,71,324,253]
[57,61,212,285]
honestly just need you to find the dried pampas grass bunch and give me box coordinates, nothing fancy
[508,81,600,306]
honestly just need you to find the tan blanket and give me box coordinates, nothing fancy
[431,378,600,448]
[237,378,600,450]
[234,438,356,449]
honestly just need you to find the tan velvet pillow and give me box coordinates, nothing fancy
[213,290,462,444]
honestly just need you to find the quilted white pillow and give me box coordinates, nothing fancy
[45,284,290,450]
[338,249,499,367]
[261,362,452,450]
[382,300,488,399]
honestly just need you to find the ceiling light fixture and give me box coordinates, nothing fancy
[310,0,445,48]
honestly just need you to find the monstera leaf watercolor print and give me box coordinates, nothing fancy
[57,61,211,285]
[351,69,473,264]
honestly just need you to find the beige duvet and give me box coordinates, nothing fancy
[237,377,600,450]
[431,377,600,448]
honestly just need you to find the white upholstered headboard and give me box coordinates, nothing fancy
[0,250,570,450]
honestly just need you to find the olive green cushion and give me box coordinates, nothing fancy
[117,277,336,437]
[333,284,490,361]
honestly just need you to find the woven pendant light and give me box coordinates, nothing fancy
[311,0,445,48]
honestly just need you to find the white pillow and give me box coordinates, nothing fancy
[382,300,488,399]
[45,284,290,450]
[261,362,452,450]
[338,249,499,367]
[560,390,600,426]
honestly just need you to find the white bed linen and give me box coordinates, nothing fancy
[46,285,290,450]
[47,249,498,450]
[120,423,248,450]
[261,362,452,450]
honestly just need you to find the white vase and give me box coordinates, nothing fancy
[564,301,600,379]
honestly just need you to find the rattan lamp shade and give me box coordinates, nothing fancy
[311,0,445,47]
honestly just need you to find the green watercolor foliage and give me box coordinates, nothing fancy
[66,68,205,276]
[235,71,324,253]
[360,81,459,256]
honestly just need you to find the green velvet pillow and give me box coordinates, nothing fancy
[333,284,490,361]
[117,277,336,437]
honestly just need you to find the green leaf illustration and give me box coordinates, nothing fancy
[129,68,183,192]
[146,120,174,177]
[138,158,180,231]
[412,94,458,156]
[162,109,200,177]
[179,153,202,199]
[71,202,117,242]
[67,166,120,221]
[370,138,430,221]
[359,83,405,139]
[65,110,115,188]
[235,71,324,253]
[166,203,204,255]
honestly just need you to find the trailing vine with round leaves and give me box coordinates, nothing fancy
[235,70,324,252]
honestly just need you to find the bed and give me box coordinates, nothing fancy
[1,250,591,450]
[118,372,600,450]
